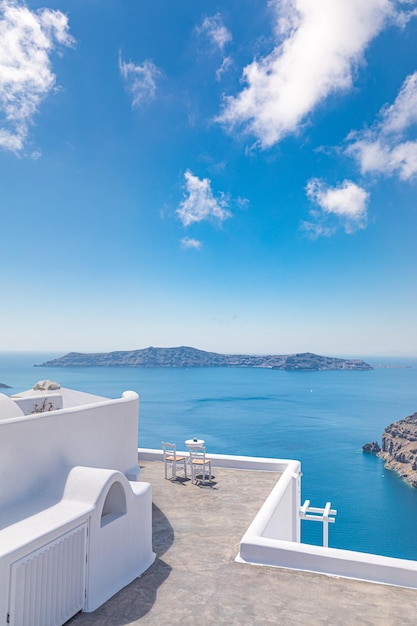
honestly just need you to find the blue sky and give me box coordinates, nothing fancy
[1,0,416,357]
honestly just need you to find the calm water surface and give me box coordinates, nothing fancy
[1,352,417,559]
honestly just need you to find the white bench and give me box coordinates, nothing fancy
[0,466,155,626]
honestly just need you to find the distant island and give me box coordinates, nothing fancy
[36,347,373,371]
[0,382,11,389]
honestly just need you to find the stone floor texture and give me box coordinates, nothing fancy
[69,461,417,626]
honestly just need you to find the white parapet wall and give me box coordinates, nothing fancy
[238,459,301,543]
[138,447,293,473]
[0,391,141,509]
[238,535,417,589]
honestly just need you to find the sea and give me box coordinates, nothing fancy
[1,351,417,561]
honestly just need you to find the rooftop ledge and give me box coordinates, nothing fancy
[138,448,417,591]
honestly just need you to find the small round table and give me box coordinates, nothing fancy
[185,438,205,448]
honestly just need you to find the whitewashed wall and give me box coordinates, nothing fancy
[0,391,156,622]
[0,391,140,509]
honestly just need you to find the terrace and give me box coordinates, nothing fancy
[70,458,417,625]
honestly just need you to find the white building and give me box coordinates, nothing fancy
[0,383,155,626]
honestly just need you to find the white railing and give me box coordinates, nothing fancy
[299,500,337,548]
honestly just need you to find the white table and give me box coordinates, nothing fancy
[185,438,205,448]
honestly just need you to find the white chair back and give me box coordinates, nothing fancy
[161,441,187,480]
[189,445,212,485]
[162,441,177,459]
[189,444,206,462]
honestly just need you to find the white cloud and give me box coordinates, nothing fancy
[197,14,232,53]
[218,0,395,147]
[196,14,232,81]
[299,219,336,239]
[119,55,161,107]
[302,178,369,236]
[381,72,417,134]
[0,0,74,153]
[177,170,232,227]
[347,71,417,180]
[392,1,417,27]
[349,137,417,180]
[180,237,203,250]
[215,56,233,81]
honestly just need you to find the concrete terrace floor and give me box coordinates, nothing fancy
[70,460,417,626]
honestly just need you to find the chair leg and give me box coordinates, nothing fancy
[202,462,211,484]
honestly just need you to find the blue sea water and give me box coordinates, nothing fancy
[1,352,417,560]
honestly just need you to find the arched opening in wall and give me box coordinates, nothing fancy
[100,481,127,527]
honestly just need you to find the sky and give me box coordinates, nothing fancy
[0,0,417,357]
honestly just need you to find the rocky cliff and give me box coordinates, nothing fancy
[36,347,373,370]
[378,412,417,488]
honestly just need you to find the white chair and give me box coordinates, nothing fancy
[162,442,187,480]
[189,445,212,485]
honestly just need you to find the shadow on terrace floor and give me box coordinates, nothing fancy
[69,501,174,625]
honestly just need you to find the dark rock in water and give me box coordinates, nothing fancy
[0,382,11,389]
[362,441,381,454]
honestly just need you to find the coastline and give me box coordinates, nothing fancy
[378,412,417,489]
